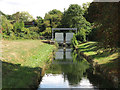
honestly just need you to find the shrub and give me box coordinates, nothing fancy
[42,27,52,36]
[1,16,13,38]
[76,28,86,42]
[71,34,78,47]
[28,27,39,33]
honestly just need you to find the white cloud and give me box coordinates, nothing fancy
[0,0,93,18]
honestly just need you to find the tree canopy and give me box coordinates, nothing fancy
[61,4,91,42]
[1,4,92,41]
[86,2,119,48]
[1,2,119,49]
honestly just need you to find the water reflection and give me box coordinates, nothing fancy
[38,47,114,89]
[40,74,94,88]
[38,47,96,89]
[55,48,72,60]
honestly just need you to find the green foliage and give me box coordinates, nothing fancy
[44,9,63,28]
[76,28,86,42]
[29,27,39,32]
[11,11,33,22]
[61,4,92,42]
[19,11,33,22]
[1,14,42,40]
[1,16,13,39]
[11,12,20,22]
[1,3,92,40]
[82,2,90,15]
[23,27,40,39]
[42,27,52,36]
[36,16,45,32]
[2,17,41,39]
[54,41,59,48]
[42,9,63,37]
[2,40,55,88]
[71,34,78,47]
[61,4,83,27]
[13,21,24,32]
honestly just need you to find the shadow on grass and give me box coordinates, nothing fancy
[100,57,119,88]
[100,57,119,70]
[78,42,120,88]
[84,43,98,49]
[2,60,42,89]
[90,50,116,59]
[79,42,118,60]
[79,42,98,52]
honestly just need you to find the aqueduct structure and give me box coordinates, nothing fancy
[52,28,77,44]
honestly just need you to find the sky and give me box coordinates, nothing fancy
[0,0,93,18]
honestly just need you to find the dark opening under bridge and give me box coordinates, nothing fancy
[52,28,77,44]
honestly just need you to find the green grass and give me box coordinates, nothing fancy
[1,40,56,88]
[77,41,119,75]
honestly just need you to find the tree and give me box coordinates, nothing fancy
[1,16,13,38]
[1,11,42,39]
[13,21,24,37]
[44,9,63,28]
[42,9,63,36]
[36,16,45,32]
[19,11,33,22]
[11,11,33,22]
[12,12,20,22]
[61,4,83,27]
[87,2,119,48]
[82,2,90,18]
[61,4,91,42]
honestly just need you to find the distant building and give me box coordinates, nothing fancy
[10,20,37,28]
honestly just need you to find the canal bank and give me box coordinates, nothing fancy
[2,40,56,89]
[75,42,119,88]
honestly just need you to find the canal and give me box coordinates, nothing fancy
[37,47,114,89]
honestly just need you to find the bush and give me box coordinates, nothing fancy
[28,27,39,33]
[71,34,78,47]
[76,28,86,42]
[10,32,16,40]
[42,27,52,36]
[1,16,13,38]
[13,21,24,33]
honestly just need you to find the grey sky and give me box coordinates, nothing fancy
[0,0,94,18]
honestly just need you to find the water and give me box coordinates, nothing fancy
[38,47,114,89]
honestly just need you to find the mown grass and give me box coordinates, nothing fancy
[77,42,119,76]
[1,40,55,88]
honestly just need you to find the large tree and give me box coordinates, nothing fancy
[36,16,45,32]
[61,4,91,42]
[11,11,33,22]
[86,2,119,48]
[44,9,63,28]
[42,9,63,36]
[19,11,33,22]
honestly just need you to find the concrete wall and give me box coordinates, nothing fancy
[66,33,74,44]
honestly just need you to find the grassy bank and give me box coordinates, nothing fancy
[77,42,119,87]
[1,40,55,88]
